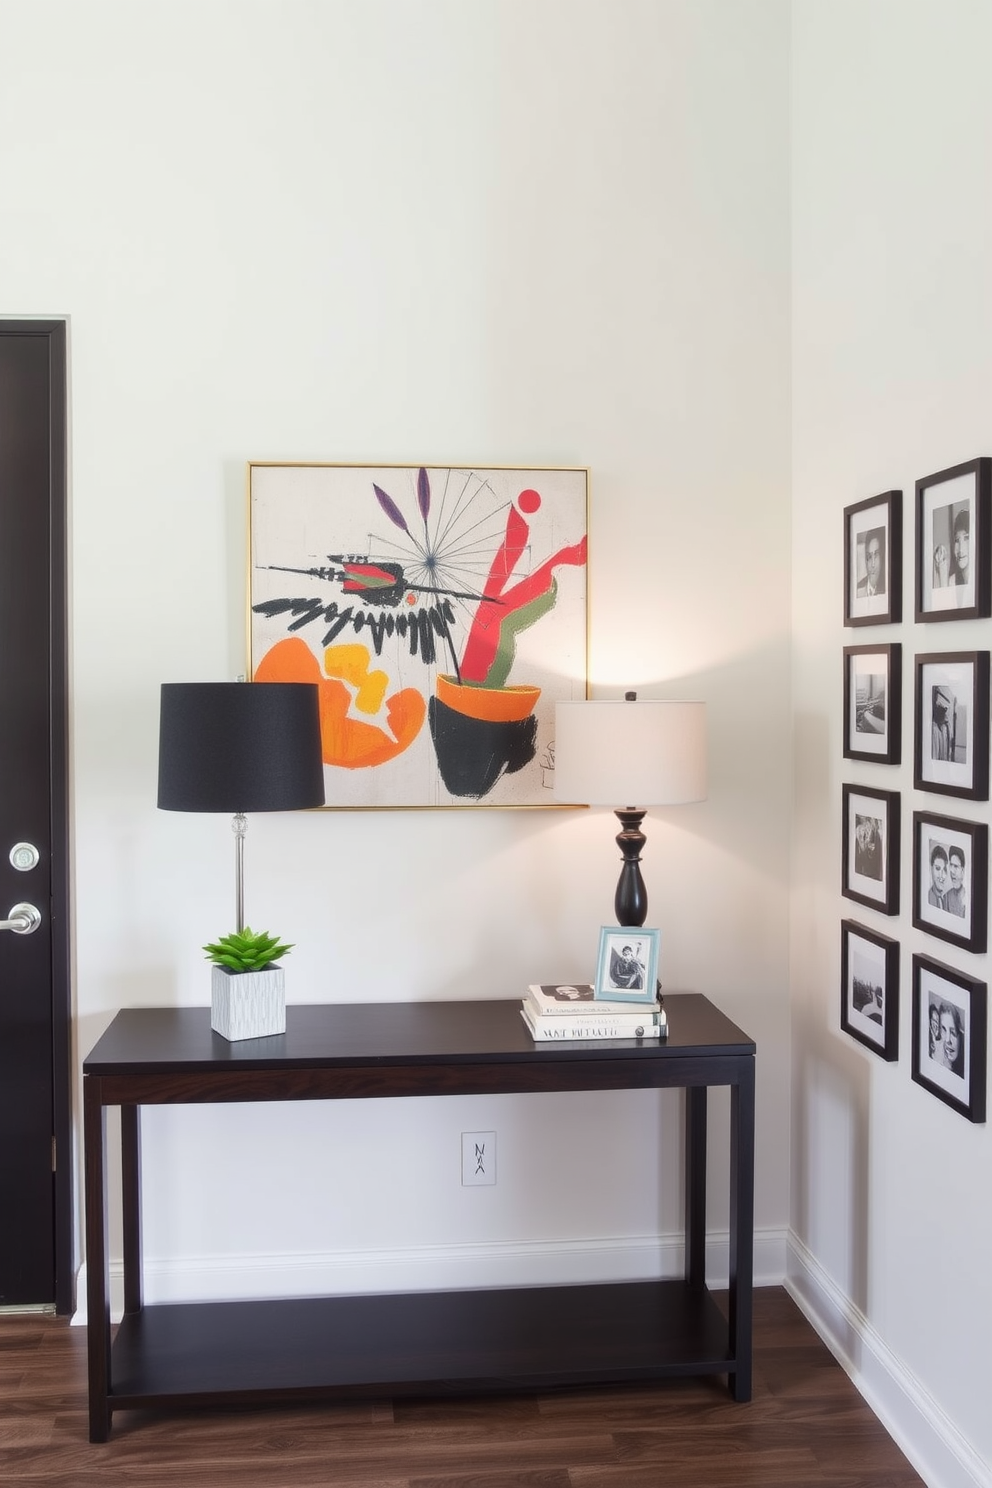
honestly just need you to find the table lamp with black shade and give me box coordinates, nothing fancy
[157,680,325,1039]
[553,692,707,927]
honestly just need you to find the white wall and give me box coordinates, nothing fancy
[1,0,790,1318]
[792,3,992,1485]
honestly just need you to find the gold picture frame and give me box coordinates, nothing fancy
[248,463,589,808]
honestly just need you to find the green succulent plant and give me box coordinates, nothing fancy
[203,927,293,973]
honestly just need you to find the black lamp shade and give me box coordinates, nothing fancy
[158,682,325,813]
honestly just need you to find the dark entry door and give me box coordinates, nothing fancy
[0,321,71,1311]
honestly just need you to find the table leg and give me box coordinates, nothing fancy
[728,1059,755,1401]
[121,1104,142,1316]
[83,1078,111,1443]
[684,1086,707,1288]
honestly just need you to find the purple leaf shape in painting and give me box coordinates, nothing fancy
[417,467,431,522]
[372,483,410,534]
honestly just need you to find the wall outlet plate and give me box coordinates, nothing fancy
[461,1130,496,1186]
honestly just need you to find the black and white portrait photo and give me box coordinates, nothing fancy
[594,927,660,1006]
[912,811,987,953]
[843,645,901,764]
[931,501,971,602]
[842,785,899,915]
[916,458,991,622]
[858,526,886,599]
[926,992,965,1076]
[853,812,883,881]
[914,652,989,800]
[841,921,898,1059]
[912,955,986,1122]
[845,491,901,626]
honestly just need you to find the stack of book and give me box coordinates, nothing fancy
[521,983,667,1041]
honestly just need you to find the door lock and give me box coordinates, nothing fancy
[0,903,42,934]
[9,842,40,871]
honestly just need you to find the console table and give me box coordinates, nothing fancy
[83,994,755,1441]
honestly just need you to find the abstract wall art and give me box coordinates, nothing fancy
[249,463,589,808]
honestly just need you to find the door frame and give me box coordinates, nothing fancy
[1,320,72,1313]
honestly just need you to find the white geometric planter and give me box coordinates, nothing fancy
[211,964,286,1041]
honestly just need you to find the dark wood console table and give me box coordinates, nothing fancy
[83,994,755,1441]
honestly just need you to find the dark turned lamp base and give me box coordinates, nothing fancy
[613,808,648,927]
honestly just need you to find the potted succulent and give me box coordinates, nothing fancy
[204,927,292,1041]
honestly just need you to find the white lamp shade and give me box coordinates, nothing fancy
[553,699,707,806]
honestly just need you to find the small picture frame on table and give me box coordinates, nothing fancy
[912,954,986,1123]
[844,490,901,626]
[594,927,660,1005]
[914,652,990,801]
[915,457,991,622]
[912,811,988,953]
[840,920,899,1061]
[842,784,900,915]
[843,644,901,765]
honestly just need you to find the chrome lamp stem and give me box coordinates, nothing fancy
[232,812,247,933]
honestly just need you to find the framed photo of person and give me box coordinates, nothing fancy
[842,784,900,915]
[594,927,660,1005]
[911,954,987,1123]
[843,644,901,765]
[844,490,902,626]
[840,920,899,1061]
[915,456,991,622]
[914,652,990,801]
[912,811,988,953]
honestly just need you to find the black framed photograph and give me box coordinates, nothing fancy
[843,644,901,765]
[844,490,901,626]
[912,811,988,952]
[840,920,899,1060]
[914,652,990,801]
[912,954,986,1123]
[915,457,991,621]
[842,784,900,915]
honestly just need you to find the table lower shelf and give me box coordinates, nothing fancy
[106,1279,738,1413]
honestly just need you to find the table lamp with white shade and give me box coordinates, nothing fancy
[553,692,707,927]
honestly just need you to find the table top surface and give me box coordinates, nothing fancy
[83,994,754,1076]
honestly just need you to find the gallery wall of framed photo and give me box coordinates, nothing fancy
[841,459,991,1123]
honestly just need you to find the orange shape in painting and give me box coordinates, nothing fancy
[254,637,426,769]
[436,674,540,722]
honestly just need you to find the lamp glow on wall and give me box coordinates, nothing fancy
[554,692,707,926]
[157,681,325,934]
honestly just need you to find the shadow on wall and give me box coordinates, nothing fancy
[792,707,834,878]
[790,703,874,1318]
[793,1012,873,1324]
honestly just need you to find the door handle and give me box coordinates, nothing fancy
[0,903,42,934]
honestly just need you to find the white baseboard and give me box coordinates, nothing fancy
[72,1225,788,1326]
[786,1232,990,1488]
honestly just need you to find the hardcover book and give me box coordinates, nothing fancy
[526,983,664,1019]
[520,1005,666,1041]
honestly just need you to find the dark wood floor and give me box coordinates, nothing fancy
[1,1287,925,1488]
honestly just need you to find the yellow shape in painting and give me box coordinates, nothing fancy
[323,645,389,715]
